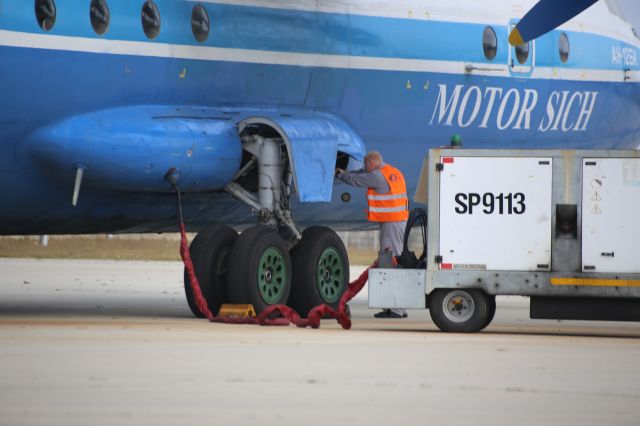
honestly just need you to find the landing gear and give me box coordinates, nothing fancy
[184,224,238,317]
[183,128,349,317]
[226,226,292,313]
[288,226,349,315]
[223,133,304,314]
[428,289,495,333]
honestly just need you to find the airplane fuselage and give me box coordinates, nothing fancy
[1,0,639,234]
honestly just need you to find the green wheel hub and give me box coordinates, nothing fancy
[316,247,345,303]
[257,247,287,304]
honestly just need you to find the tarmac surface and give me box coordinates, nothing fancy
[0,258,639,426]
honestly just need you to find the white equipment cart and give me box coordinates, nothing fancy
[369,148,640,332]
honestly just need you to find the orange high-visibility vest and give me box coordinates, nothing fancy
[367,164,409,222]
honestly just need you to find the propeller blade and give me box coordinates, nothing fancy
[509,0,599,46]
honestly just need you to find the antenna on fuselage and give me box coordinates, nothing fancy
[71,164,87,207]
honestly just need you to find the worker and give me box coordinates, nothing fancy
[335,151,409,318]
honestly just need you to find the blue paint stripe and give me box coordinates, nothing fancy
[1,0,637,70]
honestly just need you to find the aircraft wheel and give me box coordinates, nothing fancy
[288,226,349,315]
[227,226,292,313]
[183,224,238,318]
[429,289,492,333]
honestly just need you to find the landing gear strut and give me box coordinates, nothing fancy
[225,135,301,241]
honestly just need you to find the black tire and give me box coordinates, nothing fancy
[288,226,350,315]
[483,294,497,329]
[183,224,238,318]
[429,289,492,333]
[227,226,292,313]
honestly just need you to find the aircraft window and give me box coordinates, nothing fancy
[482,26,497,60]
[90,0,110,35]
[141,0,161,39]
[559,32,570,63]
[515,42,530,64]
[191,5,210,42]
[35,0,56,31]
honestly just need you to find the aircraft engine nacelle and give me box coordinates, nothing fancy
[20,106,243,193]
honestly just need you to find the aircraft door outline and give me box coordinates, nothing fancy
[508,21,535,76]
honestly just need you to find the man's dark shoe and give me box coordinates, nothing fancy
[374,309,407,318]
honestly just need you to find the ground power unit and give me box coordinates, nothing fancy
[369,148,640,332]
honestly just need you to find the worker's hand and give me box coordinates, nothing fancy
[335,168,344,176]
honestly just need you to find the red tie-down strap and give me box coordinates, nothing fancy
[179,222,374,329]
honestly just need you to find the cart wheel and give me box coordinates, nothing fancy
[429,289,492,333]
[483,295,497,329]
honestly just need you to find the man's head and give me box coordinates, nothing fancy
[364,151,383,172]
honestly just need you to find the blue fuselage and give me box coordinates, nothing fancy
[1,1,639,234]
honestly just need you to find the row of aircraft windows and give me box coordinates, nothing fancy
[35,0,571,64]
[482,26,571,64]
[35,0,211,41]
